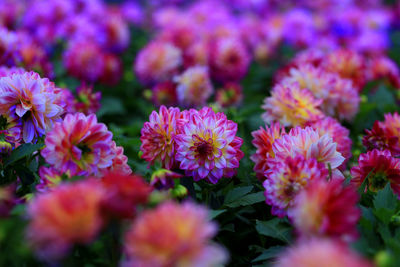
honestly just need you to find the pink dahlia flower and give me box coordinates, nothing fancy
[0,71,64,143]
[308,117,352,169]
[274,239,373,267]
[351,149,400,196]
[41,113,115,177]
[175,66,213,107]
[140,106,183,169]
[151,81,178,107]
[264,155,327,217]
[134,41,182,85]
[73,83,101,115]
[122,201,227,267]
[262,82,324,127]
[251,122,286,180]
[175,107,244,184]
[210,37,251,82]
[363,113,400,156]
[271,126,345,173]
[291,179,360,241]
[27,179,104,260]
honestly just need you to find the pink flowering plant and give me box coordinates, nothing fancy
[1,1,400,267]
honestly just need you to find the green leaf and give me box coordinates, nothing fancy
[373,184,397,223]
[4,143,44,167]
[225,192,265,208]
[374,184,397,211]
[209,209,226,219]
[252,246,283,263]
[255,219,292,243]
[224,186,253,205]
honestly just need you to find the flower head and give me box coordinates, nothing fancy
[251,122,286,180]
[363,113,400,156]
[151,81,178,107]
[271,126,345,172]
[63,40,105,82]
[210,37,250,82]
[274,239,373,267]
[291,179,360,241]
[0,71,64,143]
[351,149,400,195]
[175,66,213,107]
[41,113,115,177]
[140,106,183,169]
[215,82,243,108]
[36,166,63,192]
[100,171,152,219]
[308,117,352,169]
[104,141,132,175]
[123,201,227,267]
[262,82,324,127]
[73,83,101,115]
[134,41,182,85]
[175,107,244,184]
[264,155,327,217]
[27,179,104,260]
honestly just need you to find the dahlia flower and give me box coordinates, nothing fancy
[101,14,130,52]
[368,56,400,88]
[216,82,243,108]
[274,239,373,267]
[175,107,244,184]
[104,141,132,175]
[0,71,64,143]
[0,109,22,152]
[183,41,209,68]
[251,122,286,179]
[36,166,63,192]
[122,201,227,267]
[99,53,122,85]
[150,169,183,190]
[100,171,152,219]
[175,66,213,107]
[209,37,251,82]
[322,49,366,90]
[41,113,115,177]
[262,82,324,127]
[134,41,182,85]
[73,84,101,115]
[271,126,345,172]
[264,155,327,217]
[63,40,105,82]
[363,113,400,156]
[308,117,352,168]
[27,179,104,260]
[351,149,400,195]
[140,106,183,169]
[151,81,178,107]
[291,179,360,241]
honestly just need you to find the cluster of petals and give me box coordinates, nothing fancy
[351,149,400,196]
[26,179,105,260]
[263,155,327,217]
[291,179,360,241]
[175,107,244,184]
[41,113,116,177]
[141,106,244,184]
[274,238,373,267]
[0,71,64,143]
[363,112,400,156]
[122,201,227,267]
[262,82,324,127]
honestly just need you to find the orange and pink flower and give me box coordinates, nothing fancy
[41,113,115,177]
[122,201,227,267]
[291,179,360,241]
[27,179,104,260]
[175,107,244,184]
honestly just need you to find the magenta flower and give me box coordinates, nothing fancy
[0,71,64,143]
[73,83,101,115]
[140,106,183,169]
[264,155,327,217]
[175,107,244,184]
[175,66,213,107]
[41,113,115,177]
